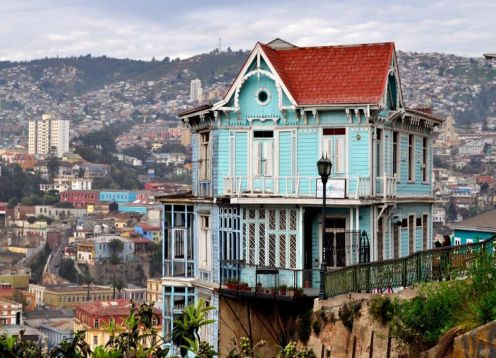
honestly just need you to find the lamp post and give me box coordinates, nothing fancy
[317,155,332,300]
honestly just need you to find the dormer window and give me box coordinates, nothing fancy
[256,88,270,106]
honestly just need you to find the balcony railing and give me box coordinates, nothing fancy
[196,180,211,197]
[324,236,496,298]
[223,175,397,199]
[219,260,319,300]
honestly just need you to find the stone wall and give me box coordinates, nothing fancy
[308,290,418,358]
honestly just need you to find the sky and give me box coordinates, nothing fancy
[0,0,495,61]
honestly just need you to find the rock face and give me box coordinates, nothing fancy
[309,290,417,358]
[422,320,496,358]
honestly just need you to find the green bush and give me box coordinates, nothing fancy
[390,281,471,353]
[338,301,361,331]
[475,289,496,324]
[368,295,395,325]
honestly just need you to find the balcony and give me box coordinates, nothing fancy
[219,260,319,301]
[223,175,396,199]
[196,180,211,198]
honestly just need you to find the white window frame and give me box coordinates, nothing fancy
[408,134,415,182]
[322,129,346,176]
[198,214,211,271]
[392,131,400,180]
[199,131,210,180]
[422,137,428,183]
[252,131,274,177]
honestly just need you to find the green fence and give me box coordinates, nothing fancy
[324,237,496,298]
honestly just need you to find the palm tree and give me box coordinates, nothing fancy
[83,273,93,302]
[108,238,124,265]
[112,278,125,299]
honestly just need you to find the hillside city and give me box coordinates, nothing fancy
[0,41,495,356]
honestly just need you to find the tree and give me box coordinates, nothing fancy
[108,239,124,265]
[7,197,18,208]
[447,200,458,221]
[46,148,60,180]
[112,279,125,299]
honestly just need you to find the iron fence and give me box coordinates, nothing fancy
[325,236,496,298]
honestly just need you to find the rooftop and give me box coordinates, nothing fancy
[76,299,160,317]
[259,41,394,105]
[453,209,496,232]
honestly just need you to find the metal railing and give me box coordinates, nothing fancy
[223,175,397,199]
[196,180,211,197]
[219,260,320,299]
[324,237,496,298]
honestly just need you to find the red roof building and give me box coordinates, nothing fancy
[74,299,162,349]
[60,190,99,208]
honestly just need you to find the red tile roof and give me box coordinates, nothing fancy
[259,42,395,105]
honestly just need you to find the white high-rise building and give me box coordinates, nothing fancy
[28,113,69,158]
[190,79,203,102]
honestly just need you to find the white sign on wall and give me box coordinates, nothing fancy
[316,179,346,199]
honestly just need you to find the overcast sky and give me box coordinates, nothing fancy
[0,0,494,61]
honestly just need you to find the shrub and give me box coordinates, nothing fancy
[368,295,395,325]
[312,319,321,336]
[390,281,470,353]
[475,289,496,324]
[296,309,312,344]
[338,301,361,331]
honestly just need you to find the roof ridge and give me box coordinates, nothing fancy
[262,41,394,52]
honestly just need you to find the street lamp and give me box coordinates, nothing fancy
[317,155,332,300]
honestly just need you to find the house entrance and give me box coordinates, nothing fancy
[323,217,346,268]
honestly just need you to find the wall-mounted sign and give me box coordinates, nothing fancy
[316,179,346,199]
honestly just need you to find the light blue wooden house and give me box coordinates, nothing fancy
[158,38,442,350]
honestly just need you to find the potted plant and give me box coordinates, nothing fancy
[238,282,249,291]
[279,284,287,296]
[288,287,295,297]
[256,282,263,292]
[270,287,276,295]
[226,278,238,290]
[294,288,304,297]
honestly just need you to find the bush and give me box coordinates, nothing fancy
[390,281,470,353]
[296,309,312,344]
[475,289,496,324]
[338,301,361,331]
[368,295,395,325]
[312,319,321,336]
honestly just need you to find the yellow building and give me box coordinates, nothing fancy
[146,278,162,305]
[74,299,162,350]
[42,284,113,309]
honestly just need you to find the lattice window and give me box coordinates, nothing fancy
[289,234,297,268]
[240,207,299,269]
[279,235,286,267]
[279,210,286,230]
[248,223,256,264]
[289,210,297,230]
[269,234,276,267]
[259,223,266,265]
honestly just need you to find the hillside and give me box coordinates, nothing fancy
[0,48,495,133]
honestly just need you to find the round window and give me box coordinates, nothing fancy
[256,88,270,105]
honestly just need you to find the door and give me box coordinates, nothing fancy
[323,217,347,268]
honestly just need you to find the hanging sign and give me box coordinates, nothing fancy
[316,179,346,199]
